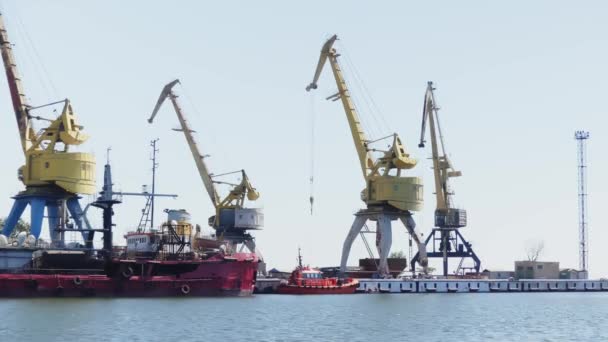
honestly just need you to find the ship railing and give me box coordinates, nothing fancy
[112,246,127,258]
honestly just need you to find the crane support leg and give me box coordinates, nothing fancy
[244,239,263,260]
[340,215,367,275]
[29,198,45,238]
[375,215,392,277]
[244,240,266,275]
[399,216,428,273]
[66,197,90,243]
[3,197,67,245]
[46,202,62,244]
[410,228,481,276]
[1,199,27,237]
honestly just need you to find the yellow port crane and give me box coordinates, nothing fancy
[148,80,263,258]
[413,82,480,276]
[306,35,428,277]
[0,13,95,245]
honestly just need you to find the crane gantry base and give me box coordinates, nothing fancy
[2,187,90,246]
[411,228,480,277]
[340,207,426,278]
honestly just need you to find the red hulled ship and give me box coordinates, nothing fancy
[0,162,258,297]
[0,252,257,297]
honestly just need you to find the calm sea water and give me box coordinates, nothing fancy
[0,293,606,341]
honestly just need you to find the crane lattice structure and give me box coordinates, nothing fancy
[413,82,480,276]
[575,130,589,272]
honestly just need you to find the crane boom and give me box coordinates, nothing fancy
[420,82,462,211]
[413,82,480,276]
[420,82,465,229]
[306,34,421,212]
[421,82,447,209]
[149,79,220,207]
[307,35,428,276]
[0,13,35,153]
[306,35,373,178]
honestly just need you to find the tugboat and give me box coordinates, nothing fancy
[276,249,358,295]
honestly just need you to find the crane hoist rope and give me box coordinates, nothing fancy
[338,42,391,138]
[0,12,95,195]
[306,34,427,277]
[420,81,462,212]
[12,12,59,100]
[308,94,316,215]
[0,11,95,244]
[414,81,481,276]
[305,34,422,211]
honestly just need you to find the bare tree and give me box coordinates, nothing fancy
[526,240,545,261]
[389,250,406,259]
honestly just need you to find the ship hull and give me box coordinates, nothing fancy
[276,282,358,295]
[0,253,258,297]
[0,274,253,297]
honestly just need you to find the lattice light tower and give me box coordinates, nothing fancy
[575,131,589,272]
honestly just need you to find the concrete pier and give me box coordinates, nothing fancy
[357,279,608,293]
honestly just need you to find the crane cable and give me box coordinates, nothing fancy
[430,88,457,208]
[308,93,316,215]
[339,41,392,139]
[10,7,60,103]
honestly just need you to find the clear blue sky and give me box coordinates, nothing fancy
[0,1,605,276]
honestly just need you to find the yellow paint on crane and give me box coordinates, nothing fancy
[21,101,96,195]
[305,35,423,212]
[0,13,95,196]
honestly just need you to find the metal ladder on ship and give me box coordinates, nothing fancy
[137,195,153,231]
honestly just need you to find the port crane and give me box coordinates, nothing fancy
[412,82,480,276]
[148,80,264,259]
[306,35,428,277]
[0,13,95,246]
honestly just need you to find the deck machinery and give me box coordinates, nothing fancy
[306,35,428,277]
[0,13,95,246]
[148,80,264,264]
[412,82,480,276]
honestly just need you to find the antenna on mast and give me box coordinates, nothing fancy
[150,138,159,231]
[297,247,304,269]
[106,147,112,165]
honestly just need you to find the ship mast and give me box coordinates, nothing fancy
[297,247,303,269]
